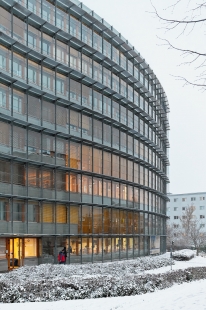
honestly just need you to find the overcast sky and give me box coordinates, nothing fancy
[81,0,206,195]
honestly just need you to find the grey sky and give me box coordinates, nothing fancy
[82,0,206,195]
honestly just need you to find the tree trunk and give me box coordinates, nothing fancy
[196,248,199,256]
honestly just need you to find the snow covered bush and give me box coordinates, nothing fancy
[1,265,206,303]
[172,249,195,261]
[2,254,197,303]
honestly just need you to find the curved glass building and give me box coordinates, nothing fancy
[0,0,169,270]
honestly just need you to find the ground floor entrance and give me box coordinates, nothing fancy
[6,238,38,270]
[0,235,165,272]
[6,238,24,269]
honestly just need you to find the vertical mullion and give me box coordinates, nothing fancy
[102,205,104,241]
[11,7,13,39]
[91,207,93,263]
[11,197,13,234]
[81,15,83,42]
[80,205,82,263]
[26,114,29,233]
[11,45,13,80]
[68,203,70,262]
[68,10,70,35]
[40,200,43,237]
[55,0,57,28]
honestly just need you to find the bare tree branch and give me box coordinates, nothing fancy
[192,1,206,12]
[152,0,206,89]
[152,2,206,25]
[173,75,206,89]
[158,37,206,57]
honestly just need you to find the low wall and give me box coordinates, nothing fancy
[0,260,8,272]
[23,257,39,267]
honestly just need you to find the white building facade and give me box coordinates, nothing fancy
[167,192,206,231]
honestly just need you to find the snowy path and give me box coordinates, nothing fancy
[0,279,206,310]
[146,254,206,274]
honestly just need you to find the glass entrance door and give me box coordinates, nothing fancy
[7,238,24,269]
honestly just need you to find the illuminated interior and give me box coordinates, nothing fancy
[24,238,37,257]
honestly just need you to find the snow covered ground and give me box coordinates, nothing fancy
[145,251,206,274]
[0,252,206,309]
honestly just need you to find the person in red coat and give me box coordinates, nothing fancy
[58,250,65,264]
[61,247,67,264]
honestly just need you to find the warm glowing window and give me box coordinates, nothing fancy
[70,173,81,193]
[56,204,67,223]
[82,145,92,172]
[42,169,54,189]
[70,205,79,225]
[42,204,54,223]
[82,175,92,195]
[82,205,92,234]
[28,166,41,187]
[70,141,81,169]
[24,238,37,257]
[112,182,119,200]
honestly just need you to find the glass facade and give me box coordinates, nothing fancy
[0,0,169,267]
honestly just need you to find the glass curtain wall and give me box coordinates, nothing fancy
[0,0,169,265]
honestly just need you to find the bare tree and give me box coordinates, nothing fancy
[180,205,206,255]
[152,0,206,89]
[180,205,196,244]
[166,221,184,250]
[166,222,176,250]
[190,219,206,255]
[167,205,206,254]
